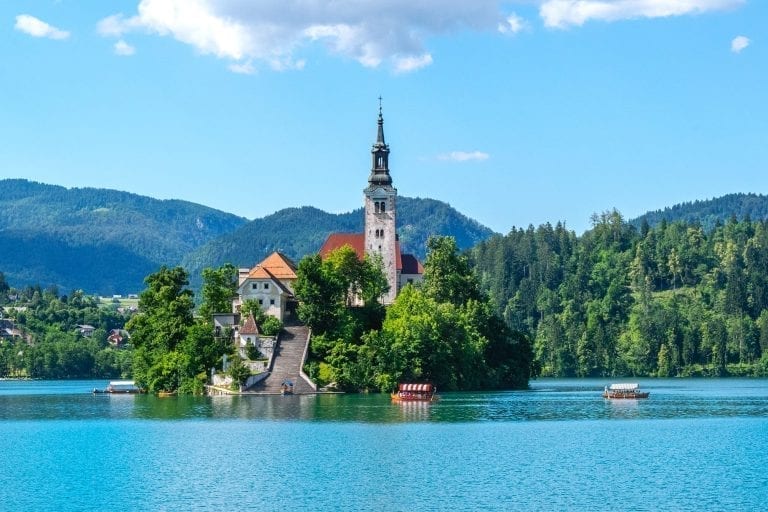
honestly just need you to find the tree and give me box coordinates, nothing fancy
[422,236,482,306]
[126,266,195,392]
[294,254,346,335]
[197,263,238,319]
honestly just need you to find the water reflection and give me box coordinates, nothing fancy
[1,378,767,423]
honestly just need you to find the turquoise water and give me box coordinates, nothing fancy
[1,379,767,511]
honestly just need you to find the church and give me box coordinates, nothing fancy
[319,106,423,304]
[230,106,423,325]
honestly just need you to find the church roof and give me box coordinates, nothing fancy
[401,253,424,275]
[319,233,365,260]
[240,313,260,335]
[248,252,297,280]
[319,233,420,274]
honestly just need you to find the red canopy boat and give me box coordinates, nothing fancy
[391,383,438,402]
[603,383,649,399]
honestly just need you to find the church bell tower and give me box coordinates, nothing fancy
[364,102,398,304]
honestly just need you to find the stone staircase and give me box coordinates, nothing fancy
[249,323,315,394]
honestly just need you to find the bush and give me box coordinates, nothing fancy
[246,341,263,360]
[260,316,282,337]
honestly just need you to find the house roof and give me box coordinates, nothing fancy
[241,266,293,296]
[240,313,260,335]
[248,252,297,280]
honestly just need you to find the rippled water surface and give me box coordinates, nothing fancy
[1,379,767,510]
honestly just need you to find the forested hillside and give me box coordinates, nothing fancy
[182,196,495,287]
[1,179,494,294]
[469,211,768,377]
[0,179,247,293]
[632,193,768,231]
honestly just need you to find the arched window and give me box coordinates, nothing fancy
[381,202,386,213]
[374,201,380,213]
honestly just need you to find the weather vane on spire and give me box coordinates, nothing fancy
[378,95,382,115]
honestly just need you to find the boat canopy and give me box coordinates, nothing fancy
[399,383,433,392]
[109,380,136,387]
[609,383,639,391]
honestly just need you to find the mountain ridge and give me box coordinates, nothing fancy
[0,179,495,293]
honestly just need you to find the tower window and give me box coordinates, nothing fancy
[380,202,386,213]
[374,201,380,213]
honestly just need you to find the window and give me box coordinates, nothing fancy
[270,299,275,305]
[252,283,258,290]
[264,283,270,290]
[258,299,263,305]
[374,201,380,213]
[380,202,386,213]
[407,278,414,284]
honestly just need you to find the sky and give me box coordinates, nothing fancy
[1,0,766,235]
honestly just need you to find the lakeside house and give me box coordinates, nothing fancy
[76,324,96,337]
[107,329,130,348]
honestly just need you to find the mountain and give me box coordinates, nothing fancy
[0,179,247,294]
[630,193,768,231]
[0,180,495,294]
[181,196,496,287]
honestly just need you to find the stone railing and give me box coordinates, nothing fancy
[299,328,317,391]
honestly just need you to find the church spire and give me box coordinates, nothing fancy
[369,97,392,186]
[376,96,385,145]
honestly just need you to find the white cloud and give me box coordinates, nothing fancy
[498,13,526,35]
[96,0,513,72]
[438,151,490,162]
[14,14,70,40]
[540,0,745,28]
[114,40,136,56]
[228,60,255,74]
[97,14,143,37]
[394,53,433,73]
[731,35,749,53]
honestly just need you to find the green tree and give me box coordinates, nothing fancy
[422,236,482,306]
[197,263,238,319]
[126,266,195,392]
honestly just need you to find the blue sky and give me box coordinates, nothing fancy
[1,0,765,235]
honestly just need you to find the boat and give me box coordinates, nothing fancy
[157,390,177,397]
[603,383,649,399]
[391,383,438,402]
[92,380,143,394]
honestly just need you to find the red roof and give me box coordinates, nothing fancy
[319,233,365,260]
[320,233,422,274]
[401,253,424,274]
[248,252,297,280]
[240,313,260,335]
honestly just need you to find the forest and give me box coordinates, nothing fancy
[469,211,768,377]
[296,236,533,392]
[0,280,132,379]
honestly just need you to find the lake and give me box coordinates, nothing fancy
[1,379,767,511]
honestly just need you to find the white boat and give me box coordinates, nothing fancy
[93,380,143,394]
[603,383,649,399]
